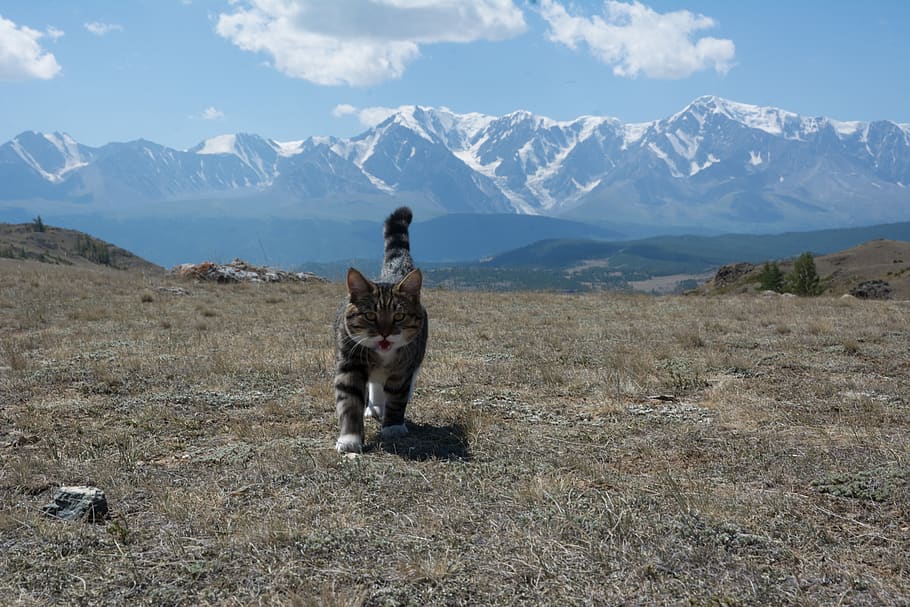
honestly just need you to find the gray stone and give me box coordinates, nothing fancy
[709,262,755,288]
[42,486,108,522]
[171,258,327,284]
[849,280,892,300]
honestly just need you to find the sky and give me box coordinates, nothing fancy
[1,0,908,150]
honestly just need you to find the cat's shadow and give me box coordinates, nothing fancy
[375,421,471,461]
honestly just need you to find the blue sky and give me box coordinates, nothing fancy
[1,1,908,150]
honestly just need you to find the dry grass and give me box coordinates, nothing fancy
[1,258,909,606]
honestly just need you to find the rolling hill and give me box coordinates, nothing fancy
[699,239,910,299]
[0,220,162,273]
[422,221,910,292]
[483,221,910,272]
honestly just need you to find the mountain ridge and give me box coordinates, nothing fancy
[3,96,909,233]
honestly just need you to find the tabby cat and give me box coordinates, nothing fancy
[333,207,428,453]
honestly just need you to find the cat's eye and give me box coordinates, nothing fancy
[363,312,377,321]
[393,312,406,322]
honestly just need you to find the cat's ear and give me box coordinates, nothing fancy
[346,268,374,299]
[395,269,422,299]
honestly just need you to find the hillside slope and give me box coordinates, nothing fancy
[700,239,910,298]
[0,221,163,273]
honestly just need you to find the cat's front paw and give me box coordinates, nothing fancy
[380,423,408,439]
[364,402,383,421]
[335,433,364,454]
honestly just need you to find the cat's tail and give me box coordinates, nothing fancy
[381,206,415,281]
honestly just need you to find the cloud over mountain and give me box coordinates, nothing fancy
[333,104,401,127]
[539,0,735,79]
[200,107,225,121]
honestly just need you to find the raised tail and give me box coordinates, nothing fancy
[381,206,415,282]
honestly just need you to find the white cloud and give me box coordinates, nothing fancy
[0,16,62,81]
[201,106,225,120]
[84,21,124,36]
[331,103,357,117]
[356,105,398,126]
[46,27,65,42]
[331,104,397,127]
[540,0,735,79]
[216,0,526,86]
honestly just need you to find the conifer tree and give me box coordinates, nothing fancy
[786,252,822,296]
[758,261,784,292]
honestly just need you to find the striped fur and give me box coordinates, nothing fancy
[333,207,428,453]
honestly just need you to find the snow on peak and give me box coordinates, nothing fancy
[678,96,799,136]
[196,134,238,155]
[274,139,306,157]
[677,96,881,143]
[385,105,433,141]
[502,109,559,131]
[385,105,496,147]
[829,119,864,137]
[11,131,88,182]
[622,122,652,148]
[193,133,277,182]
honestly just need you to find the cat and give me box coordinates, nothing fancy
[333,207,428,453]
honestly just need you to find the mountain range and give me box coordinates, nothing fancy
[3,96,909,235]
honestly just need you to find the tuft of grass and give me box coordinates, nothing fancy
[675,326,706,348]
[842,338,861,355]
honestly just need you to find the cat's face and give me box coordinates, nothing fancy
[344,268,423,356]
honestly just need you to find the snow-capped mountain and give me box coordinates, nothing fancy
[2,97,909,232]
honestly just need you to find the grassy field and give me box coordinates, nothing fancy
[1,258,909,606]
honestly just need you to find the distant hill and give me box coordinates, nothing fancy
[415,213,623,261]
[699,239,910,298]
[0,221,163,273]
[484,221,910,272]
[419,221,910,292]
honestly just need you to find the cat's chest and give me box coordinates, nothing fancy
[371,347,399,369]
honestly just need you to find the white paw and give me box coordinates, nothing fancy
[380,423,408,439]
[335,434,363,454]
[364,402,383,421]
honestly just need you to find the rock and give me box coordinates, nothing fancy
[42,486,109,522]
[849,280,892,300]
[155,286,191,296]
[708,262,755,288]
[171,258,327,284]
